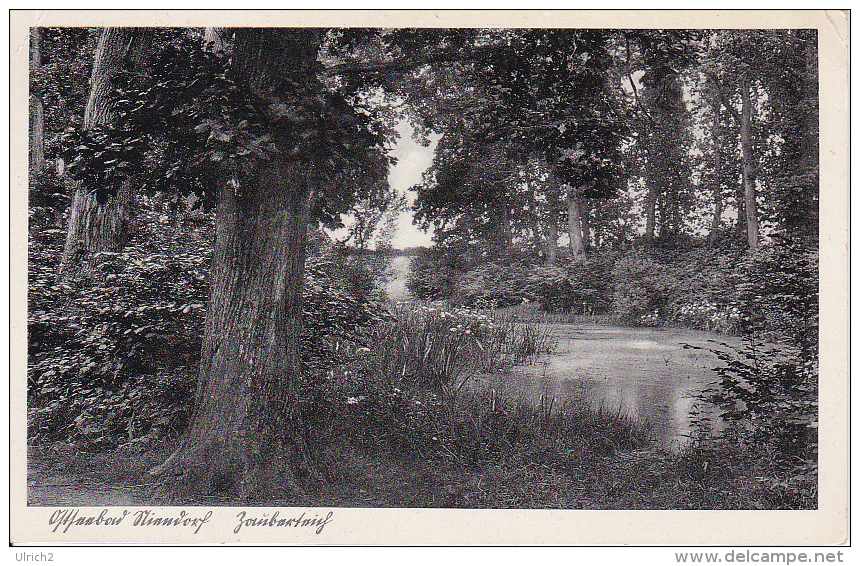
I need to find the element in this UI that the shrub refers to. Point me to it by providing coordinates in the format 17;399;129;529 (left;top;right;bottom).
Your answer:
406;247;461;301
737;239;819;355
611;250;675;326
610;246;746;332
28;208;210;448
454;260;534;308
674;300;743;334
29;168;69;231
28;210;394;448
689;238;819;504
663;247;745;333
301;253;391;379
529;254;614;314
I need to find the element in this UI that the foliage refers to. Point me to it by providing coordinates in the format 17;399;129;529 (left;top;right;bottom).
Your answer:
663;246;746;333
626;30;700;241
301;253;391;378
406;245;466;301
28;205;405;448
737;238;819;357
453;259;535;309
410;30;628;260
28;168;69;229
31;28;99;154
611;250;675;326
28;207;210;448
687;238;819;501
608;246;748;332
529;254;615;314
408;241;754;333
697;341;817;462
61;31;392;225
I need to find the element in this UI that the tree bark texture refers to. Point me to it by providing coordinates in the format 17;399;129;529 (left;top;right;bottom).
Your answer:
643;126;658;241
58;28;146;279
169;158;313;498
580;198;591;250
203;27;228;53
155;28;323;500
740;75;759;252
566;192;585;261
644;180;657;242
30;27;45;177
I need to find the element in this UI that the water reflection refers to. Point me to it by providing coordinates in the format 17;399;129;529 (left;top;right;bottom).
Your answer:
511;324;743;448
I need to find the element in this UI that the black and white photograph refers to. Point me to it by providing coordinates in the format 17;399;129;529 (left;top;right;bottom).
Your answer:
10;9;849;546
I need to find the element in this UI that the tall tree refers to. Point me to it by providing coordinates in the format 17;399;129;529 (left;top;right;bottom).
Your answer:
126;28;392;498
622;31;699;243
758;29;819;241
29;27;45;176
414;30;625;264
627;30;698;244
484;30;624;262
703;30;769;252
739;73;759;251
58;27;152;278
150;28;324;496
707;97;724;244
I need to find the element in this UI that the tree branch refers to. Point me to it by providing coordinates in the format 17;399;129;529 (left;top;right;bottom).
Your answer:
322;44;497;78
625;34;654;128
705;70;742;124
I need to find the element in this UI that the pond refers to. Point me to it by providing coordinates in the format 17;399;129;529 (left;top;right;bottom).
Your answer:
382;259;745;449
507;324;750;449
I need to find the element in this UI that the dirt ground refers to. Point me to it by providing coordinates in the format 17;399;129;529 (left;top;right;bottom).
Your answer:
27;442;165;506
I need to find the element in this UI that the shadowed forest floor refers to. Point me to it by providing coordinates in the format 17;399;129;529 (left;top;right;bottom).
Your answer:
27;437;810;510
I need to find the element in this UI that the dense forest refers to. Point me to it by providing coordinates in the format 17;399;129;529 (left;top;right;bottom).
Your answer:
28;27;818;508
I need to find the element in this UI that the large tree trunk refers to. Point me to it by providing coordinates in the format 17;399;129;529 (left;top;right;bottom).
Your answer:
644;128;657;242
153;28;323;501
525;159;544;257
740;75;758;252
30;27;45;177
162;158;313;499
58;28;149;279
566;192;585;261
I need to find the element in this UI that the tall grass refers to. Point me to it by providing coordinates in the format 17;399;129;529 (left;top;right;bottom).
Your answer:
326;301;654;466
355;302;555;393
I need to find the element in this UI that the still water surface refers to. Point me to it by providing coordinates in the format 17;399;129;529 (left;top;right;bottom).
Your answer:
509;324;748;448
384;259;742;448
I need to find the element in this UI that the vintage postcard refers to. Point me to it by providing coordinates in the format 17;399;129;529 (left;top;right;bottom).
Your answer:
10;9;849;546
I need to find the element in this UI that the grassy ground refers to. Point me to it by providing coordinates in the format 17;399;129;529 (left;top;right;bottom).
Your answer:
28;401;814;510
